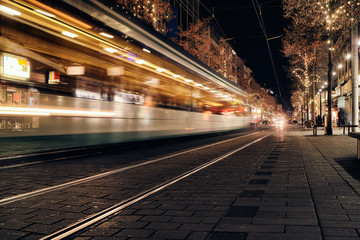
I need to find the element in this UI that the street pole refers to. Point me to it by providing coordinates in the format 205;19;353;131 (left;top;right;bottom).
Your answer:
306;91;309;122
351;21;359;131
326;47;333;135
320;91;322;123
312;81;315;122
326;0;333;135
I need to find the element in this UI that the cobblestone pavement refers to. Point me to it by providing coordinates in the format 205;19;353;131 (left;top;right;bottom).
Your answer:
0;130;273;239
73;127;360;240
1;126;360;240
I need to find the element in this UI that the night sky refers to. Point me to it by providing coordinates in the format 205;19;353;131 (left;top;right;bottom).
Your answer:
200;0;290;110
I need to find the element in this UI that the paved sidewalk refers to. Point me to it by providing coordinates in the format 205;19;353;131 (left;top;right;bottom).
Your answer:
72;127;360;240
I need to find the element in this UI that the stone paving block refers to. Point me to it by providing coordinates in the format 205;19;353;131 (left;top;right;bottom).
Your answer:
320;220;360;228
254;217;317;225
114;229;155;238
179;223;214;231
259;201;286;207
318;213;349;221
134;209;165;216
255;211;286;218
258;206;315;212
246;233;322;240
0;229;29;240
90;237;125;240
207;232;247;240
203;216;221;224
0;212;35;222
145;222;181;230
0;220;32;230
193;211;224;217
157;205;187;211
170;216;203;223
225;206;258;217
218;217;254;224
341;204;360;210
184;205;214;211
164;210;194;217
26;215;64;225
80;227;120;237
322;227;359;237
19;233;46;240
110;221;149;229
110;215;142;222
285;225;321;235
150;230;190;239
323;237;360;240
215;223;284;233
348;215;360;221
22;223;62;235
286;200;314;207
139;216;172;222
186;231;208;240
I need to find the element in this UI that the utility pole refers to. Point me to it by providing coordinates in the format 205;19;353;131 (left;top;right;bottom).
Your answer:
351;21;359;131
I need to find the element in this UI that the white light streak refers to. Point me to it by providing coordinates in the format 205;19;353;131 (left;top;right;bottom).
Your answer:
62;31;78;38
0;106;116;117
135;59;146;64
35;9;56;18
156;68;166;72
104;47;118;53
99;32;114;38
0;5;21;16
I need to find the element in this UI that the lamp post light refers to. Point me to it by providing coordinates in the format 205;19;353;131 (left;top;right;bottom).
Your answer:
351;21;358;131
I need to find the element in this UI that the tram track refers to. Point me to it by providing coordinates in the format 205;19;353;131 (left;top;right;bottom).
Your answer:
0;130;265;205
40;130;276;240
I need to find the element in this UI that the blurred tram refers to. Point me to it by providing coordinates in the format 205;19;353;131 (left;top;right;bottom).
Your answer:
0;0;252;155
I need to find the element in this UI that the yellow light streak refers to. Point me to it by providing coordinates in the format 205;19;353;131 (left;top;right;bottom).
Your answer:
0;106;116;117
26;0;92;29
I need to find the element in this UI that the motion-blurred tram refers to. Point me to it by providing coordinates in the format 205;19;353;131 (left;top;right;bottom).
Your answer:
0;0;252;156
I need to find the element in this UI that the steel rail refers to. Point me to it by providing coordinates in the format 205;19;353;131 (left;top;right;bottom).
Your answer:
41;130;276;240
0;131;264;205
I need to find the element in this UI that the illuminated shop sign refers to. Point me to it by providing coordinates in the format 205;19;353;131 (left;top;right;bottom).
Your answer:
66;66;84;75
1;53;30;79
48;71;60;84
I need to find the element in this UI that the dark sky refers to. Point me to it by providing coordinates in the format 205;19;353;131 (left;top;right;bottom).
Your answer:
200;0;290;109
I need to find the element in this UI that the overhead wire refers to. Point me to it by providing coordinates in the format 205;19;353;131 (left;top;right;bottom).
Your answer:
252;0;289;108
